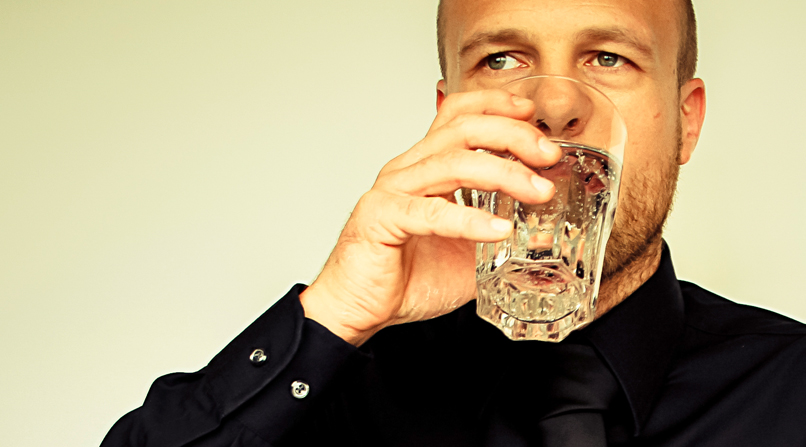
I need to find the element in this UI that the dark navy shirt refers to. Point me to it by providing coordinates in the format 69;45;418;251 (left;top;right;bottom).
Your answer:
102;246;806;446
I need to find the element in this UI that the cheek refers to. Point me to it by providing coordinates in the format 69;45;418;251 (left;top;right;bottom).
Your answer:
616;109;679;200
620;102;678;172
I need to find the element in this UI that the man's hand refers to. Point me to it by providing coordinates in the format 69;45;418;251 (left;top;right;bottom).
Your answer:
299;89;562;346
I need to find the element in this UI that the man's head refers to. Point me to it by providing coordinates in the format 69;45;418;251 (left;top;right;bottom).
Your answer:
434;0;706;311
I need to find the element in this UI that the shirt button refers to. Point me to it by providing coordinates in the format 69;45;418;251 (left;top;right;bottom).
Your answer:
249;349;268;366
291;380;310;399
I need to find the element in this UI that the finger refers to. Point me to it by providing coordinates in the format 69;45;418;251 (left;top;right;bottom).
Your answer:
377;149;555;204
434;114;562;167
384;113;562;174
430;89;535;132
362;192;513;244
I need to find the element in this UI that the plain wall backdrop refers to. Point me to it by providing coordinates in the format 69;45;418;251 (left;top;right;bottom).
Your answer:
1;1;804;445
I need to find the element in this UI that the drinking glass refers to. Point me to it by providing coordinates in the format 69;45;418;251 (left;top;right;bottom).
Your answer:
465;75;627;342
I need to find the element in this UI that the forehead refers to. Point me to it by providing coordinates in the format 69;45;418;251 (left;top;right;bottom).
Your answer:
441;0;681;74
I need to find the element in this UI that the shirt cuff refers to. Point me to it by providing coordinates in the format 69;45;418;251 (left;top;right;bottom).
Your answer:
205;284;359;441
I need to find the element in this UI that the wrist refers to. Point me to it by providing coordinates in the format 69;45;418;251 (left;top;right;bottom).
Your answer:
299;284;380;347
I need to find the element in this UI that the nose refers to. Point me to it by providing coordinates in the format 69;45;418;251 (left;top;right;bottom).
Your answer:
530;78;593;140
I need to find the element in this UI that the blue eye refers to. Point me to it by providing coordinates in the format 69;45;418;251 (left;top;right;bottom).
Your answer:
596;52;623;68
486;53;520;70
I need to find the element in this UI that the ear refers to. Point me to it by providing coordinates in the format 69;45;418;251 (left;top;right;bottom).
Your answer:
436;79;448;111
678;78;706;165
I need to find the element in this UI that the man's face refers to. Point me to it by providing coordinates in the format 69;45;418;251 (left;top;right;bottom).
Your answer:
439;0;695;279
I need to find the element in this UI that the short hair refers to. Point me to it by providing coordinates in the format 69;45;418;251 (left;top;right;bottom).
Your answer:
436;0;698;88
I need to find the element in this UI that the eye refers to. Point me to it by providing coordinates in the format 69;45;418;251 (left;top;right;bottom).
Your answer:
591;52;625;68
485;53;522;70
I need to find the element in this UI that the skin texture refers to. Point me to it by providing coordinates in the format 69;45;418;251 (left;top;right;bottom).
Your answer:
301;0;706;345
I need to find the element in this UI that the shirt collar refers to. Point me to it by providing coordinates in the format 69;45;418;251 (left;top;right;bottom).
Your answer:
582;243;685;436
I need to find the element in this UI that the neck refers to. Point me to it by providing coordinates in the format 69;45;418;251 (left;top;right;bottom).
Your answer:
594;235;664;318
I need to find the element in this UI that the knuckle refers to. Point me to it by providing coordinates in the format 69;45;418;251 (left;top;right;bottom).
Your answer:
438;149;466;166
422;197;450;226
378;157;402;177
408;153;441;182
373;173;392;190
434;150;470;185
480;89;515;113
448;113;474;130
510;119;538;138
357;189;383;211
489;157;523;187
501;157;527;177
441;93;461;111
490;88;513;102
458;210;478;236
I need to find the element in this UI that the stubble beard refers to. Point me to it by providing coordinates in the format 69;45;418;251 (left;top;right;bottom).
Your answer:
601;129;682;281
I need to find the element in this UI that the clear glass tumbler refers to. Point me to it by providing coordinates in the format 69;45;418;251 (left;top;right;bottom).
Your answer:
468;75;627;342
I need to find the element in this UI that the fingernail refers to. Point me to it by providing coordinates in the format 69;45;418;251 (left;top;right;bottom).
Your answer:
490;218;512;234
538;137;561;155
511;95;530;107
531;174;553;193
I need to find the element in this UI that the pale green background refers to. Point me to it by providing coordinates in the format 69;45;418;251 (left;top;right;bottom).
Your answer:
1;1;804;446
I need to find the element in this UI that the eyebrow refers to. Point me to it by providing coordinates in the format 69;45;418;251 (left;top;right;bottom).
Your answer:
458;28;532;59
457;26;655;61
575;27;655;61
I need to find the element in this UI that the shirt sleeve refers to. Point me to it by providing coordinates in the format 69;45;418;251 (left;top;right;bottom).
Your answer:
100;284;360;447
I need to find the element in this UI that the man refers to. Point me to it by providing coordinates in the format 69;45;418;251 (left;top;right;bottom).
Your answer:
102;0;806;445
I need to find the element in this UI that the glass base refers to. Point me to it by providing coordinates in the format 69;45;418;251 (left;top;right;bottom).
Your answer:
476;286;595;342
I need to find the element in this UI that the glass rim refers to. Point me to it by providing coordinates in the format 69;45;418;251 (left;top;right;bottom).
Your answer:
502;74;627;160
502;75;615;106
